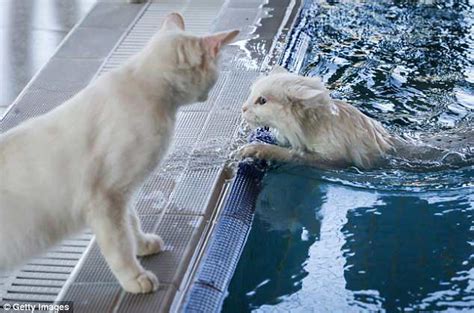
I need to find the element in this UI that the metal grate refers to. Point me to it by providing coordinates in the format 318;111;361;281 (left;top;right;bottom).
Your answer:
0;233;93;306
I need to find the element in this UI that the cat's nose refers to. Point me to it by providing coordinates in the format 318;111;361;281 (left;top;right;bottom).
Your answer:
242;106;248;113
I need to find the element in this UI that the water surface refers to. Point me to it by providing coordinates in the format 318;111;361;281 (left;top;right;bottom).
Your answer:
223;1;473;311
302;0;473;134
223;166;473;312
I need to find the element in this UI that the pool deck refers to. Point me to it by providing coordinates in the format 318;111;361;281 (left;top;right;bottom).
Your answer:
0;0;97;115
0;0;300;312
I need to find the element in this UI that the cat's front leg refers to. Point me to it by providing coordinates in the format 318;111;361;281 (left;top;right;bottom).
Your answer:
88;195;159;293
129;209;165;257
238;143;336;169
238;143;294;162
98;0;145;3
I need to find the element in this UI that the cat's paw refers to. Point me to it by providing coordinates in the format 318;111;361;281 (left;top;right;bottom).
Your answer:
238;144;273;160
137;233;165;257
122;270;159;294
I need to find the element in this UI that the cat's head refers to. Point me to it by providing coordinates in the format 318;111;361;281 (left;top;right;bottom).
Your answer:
139;13;239;105
242;66;336;132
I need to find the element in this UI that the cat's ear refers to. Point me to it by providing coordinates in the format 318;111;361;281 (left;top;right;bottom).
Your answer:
287;84;332;106
201;29;240;58
269;65;289;75
161;12;185;31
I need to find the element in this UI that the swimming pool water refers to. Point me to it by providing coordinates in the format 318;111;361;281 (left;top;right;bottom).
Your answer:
301;0;473;134
223;0;473;312
223;166;473;312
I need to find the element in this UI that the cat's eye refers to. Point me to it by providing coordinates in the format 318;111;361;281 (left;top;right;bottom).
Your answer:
255;96;267;105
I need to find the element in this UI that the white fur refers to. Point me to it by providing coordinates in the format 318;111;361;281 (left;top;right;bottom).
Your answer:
240;66;394;169
0;13;238;293
98;0;145;4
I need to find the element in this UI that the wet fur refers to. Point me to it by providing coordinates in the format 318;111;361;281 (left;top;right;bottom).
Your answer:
240;66;472;169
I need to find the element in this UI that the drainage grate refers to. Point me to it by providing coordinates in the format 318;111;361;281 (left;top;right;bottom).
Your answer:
0;233;93;306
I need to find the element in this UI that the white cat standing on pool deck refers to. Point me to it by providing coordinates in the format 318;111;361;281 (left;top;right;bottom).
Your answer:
239;66;472;169
0;13;238;293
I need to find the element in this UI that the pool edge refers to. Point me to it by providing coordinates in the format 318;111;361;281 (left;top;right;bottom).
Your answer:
179;1;307;311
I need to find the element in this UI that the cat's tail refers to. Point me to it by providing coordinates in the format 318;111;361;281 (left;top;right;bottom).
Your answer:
0;233;28;272
0;219;38;272
0;225;59;273
0;203;64;273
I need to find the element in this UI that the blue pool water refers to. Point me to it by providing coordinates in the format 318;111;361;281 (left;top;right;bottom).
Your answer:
223;1;473;312
223;167;473;312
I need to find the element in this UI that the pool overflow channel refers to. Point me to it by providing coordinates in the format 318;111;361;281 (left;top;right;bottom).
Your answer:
0;0;306;312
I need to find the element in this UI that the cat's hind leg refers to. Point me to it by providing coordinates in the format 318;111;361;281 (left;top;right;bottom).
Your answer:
87;194;159;293
129;209;165;257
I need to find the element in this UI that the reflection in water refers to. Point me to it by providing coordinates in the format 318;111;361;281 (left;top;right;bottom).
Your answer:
223;166;474;312
343;193;474;312
223;170;324;312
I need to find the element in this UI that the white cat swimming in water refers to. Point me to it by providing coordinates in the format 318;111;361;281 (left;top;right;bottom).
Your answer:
0;13;238;293
239;66;472;169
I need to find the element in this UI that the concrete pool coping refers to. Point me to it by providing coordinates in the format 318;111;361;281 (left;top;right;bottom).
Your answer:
0;0;302;312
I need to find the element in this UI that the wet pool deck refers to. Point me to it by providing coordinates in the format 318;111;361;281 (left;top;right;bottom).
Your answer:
0;0;96;116
0;0;300;312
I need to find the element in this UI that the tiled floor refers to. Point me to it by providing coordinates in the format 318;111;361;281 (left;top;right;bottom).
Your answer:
0;0;293;311
0;0;96;116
